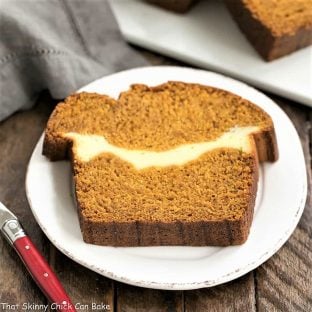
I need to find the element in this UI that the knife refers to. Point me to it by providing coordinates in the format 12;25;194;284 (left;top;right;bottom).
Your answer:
0;202;77;312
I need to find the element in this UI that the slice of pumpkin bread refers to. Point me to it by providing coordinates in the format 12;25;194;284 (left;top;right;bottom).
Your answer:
43;82;278;246
225;0;312;61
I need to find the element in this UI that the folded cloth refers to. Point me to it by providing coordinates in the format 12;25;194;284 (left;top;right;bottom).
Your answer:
0;0;148;121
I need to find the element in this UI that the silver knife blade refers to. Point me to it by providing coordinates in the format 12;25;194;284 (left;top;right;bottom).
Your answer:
0;202;25;245
0;202;17;228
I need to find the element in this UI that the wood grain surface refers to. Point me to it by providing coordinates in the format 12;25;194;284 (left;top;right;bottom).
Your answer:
0;50;311;312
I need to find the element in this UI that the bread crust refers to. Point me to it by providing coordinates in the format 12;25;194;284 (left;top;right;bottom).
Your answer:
252;127;278;162
224;0;312;61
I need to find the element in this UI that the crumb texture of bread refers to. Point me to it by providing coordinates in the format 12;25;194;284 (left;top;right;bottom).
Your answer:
43;81;278;246
74;149;256;223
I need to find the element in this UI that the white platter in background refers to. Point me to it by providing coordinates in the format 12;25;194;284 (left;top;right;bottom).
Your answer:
26;66;307;290
110;0;312;107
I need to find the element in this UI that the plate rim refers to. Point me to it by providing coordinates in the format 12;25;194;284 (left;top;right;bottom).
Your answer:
25;66;308;290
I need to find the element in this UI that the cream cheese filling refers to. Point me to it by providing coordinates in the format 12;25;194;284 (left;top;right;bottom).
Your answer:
64;126;259;169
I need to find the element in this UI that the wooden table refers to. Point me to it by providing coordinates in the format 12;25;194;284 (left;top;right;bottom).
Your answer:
0;49;311;312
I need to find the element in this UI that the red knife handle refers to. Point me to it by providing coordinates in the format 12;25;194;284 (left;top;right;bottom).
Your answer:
14;236;76;312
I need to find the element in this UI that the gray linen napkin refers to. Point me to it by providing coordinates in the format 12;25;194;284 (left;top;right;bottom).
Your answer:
0;0;148;121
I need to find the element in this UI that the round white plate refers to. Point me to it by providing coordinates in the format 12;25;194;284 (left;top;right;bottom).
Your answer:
26;66;307;290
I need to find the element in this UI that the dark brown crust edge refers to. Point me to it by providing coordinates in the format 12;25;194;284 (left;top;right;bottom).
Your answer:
146;0;197;13
252;127;278;162
224;0;312;61
43;133;70;161
42;100;72;161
